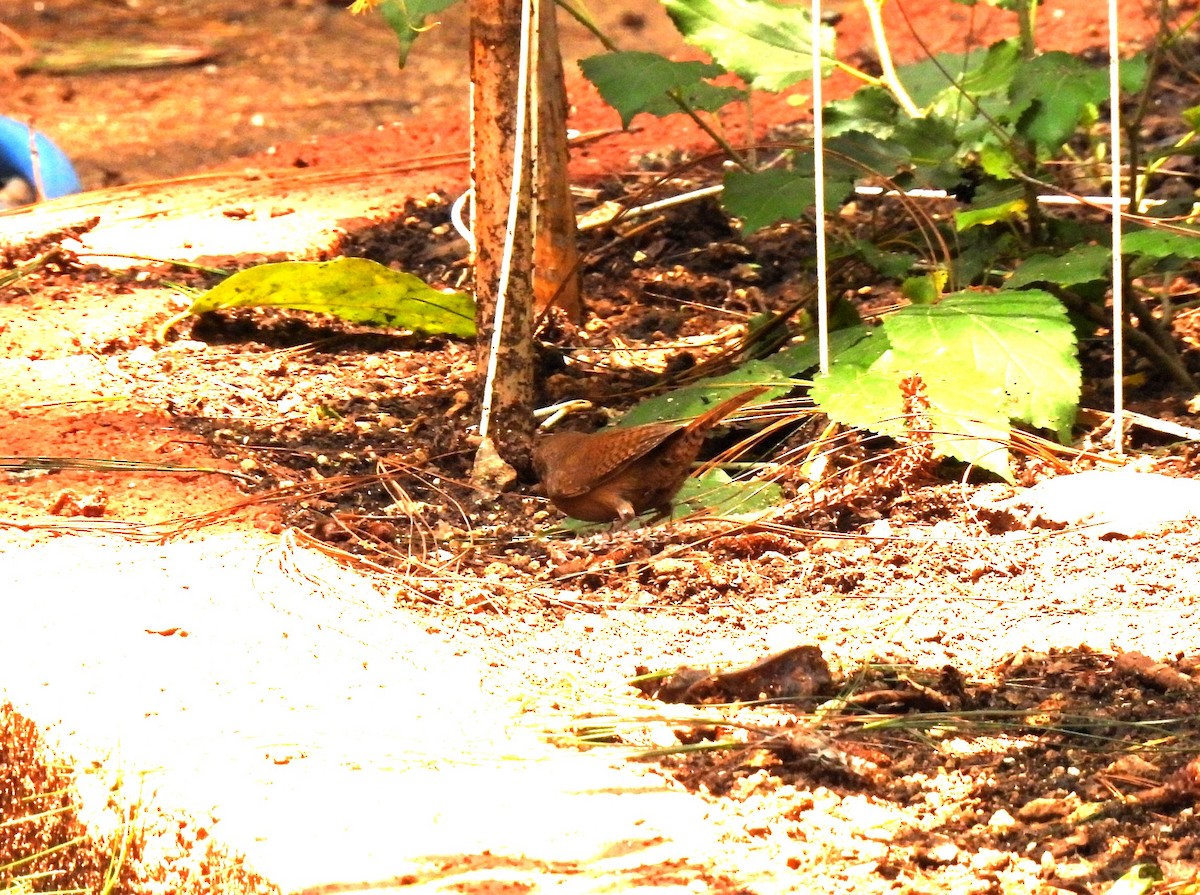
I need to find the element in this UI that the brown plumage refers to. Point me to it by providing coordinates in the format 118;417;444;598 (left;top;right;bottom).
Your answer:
532;386;767;525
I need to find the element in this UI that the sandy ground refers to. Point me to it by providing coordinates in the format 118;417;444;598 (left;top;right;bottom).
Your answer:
4;2;1200;894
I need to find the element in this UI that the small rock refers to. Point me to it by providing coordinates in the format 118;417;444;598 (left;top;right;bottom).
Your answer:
988;808;1017;830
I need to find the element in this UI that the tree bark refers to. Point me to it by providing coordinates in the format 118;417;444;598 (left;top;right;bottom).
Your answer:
532;1;581;320
469;0;536;479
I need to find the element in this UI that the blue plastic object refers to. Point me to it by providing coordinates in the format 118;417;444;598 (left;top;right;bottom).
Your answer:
0;115;82;201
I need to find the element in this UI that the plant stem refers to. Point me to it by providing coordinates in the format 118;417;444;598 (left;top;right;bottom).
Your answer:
554;0;617;51
1060;290;1195;391
1124;0;1171;210
556;0;754;170
860;0;920;117
1015;0;1037;60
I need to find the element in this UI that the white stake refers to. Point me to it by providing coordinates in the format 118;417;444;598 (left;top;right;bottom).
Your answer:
1108;0;1124;454
811;0;829;374
478;0;534;441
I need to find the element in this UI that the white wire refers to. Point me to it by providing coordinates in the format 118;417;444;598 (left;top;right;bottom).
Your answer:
1108;0;1125;454
477;0;534;442
811;0;830;375
450;187;475;252
449;175;1176;250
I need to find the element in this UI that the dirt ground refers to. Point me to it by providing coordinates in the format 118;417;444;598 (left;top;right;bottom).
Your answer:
3;1;1200;894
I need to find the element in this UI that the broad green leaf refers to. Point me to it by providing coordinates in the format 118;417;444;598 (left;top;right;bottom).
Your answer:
578;52;743;128
662;0;834;92
812;292;1079;479
810;329;908;438
897;41;1019;113
977;136;1018;179
376;0;459;67
188;258;475;338
884;290;1079;441
853;240;917;280
562;469;783;531
828;131;912;175
674;468;784;518
1121;227;1200;260
1008;52;1107;151
1004;244;1112;289
723;154;857;233
1119;53;1150;94
617;362;786;427
724;167;817;234
890;116;962;169
823;87;901;137
767;325;873;377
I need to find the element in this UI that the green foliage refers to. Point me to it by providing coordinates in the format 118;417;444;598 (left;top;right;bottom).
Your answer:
183;258;475;339
374;0;460;67
1001;229;1200;293
661;0;835;91
674;467;783;518
811;290;1080;479
577;52;744;128
765;326;872;378
1007;52;1107;149
1004;244;1113;290
722;135;893;233
1101;864;1162;895
617;363;785;426
1121;227;1200;261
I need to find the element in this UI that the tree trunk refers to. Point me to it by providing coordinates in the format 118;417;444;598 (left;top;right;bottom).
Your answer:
469;0;536;481
532;1;581;320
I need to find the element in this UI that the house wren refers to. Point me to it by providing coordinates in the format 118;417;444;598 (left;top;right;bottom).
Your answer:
532;386;767;525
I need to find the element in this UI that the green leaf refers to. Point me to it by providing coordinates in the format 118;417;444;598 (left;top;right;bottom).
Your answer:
187;258;475;338
828;131;912;175
1122;227;1200;260
1004;244;1112;289
1008;52;1107;151
885;290;1080;440
977;136;1018;179
853;240;917;280
675;468;784;518
578;52;743;128
723;153;857;234
810;328;908;438
1119;53;1150;93
812;291;1080;479
724;167;817;234
563;467;783;531
377;0;459;67
662;0;834;92
901;275;941;304
1102;864;1162;895
767;325;873;377
617;363;786;428
955;193;1026;231
824;87;901;137
897;41;1019;113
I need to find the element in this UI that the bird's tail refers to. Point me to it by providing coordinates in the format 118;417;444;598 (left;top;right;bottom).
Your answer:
684;384;770;434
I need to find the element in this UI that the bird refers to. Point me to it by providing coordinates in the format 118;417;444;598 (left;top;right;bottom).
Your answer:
532;386;768;526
